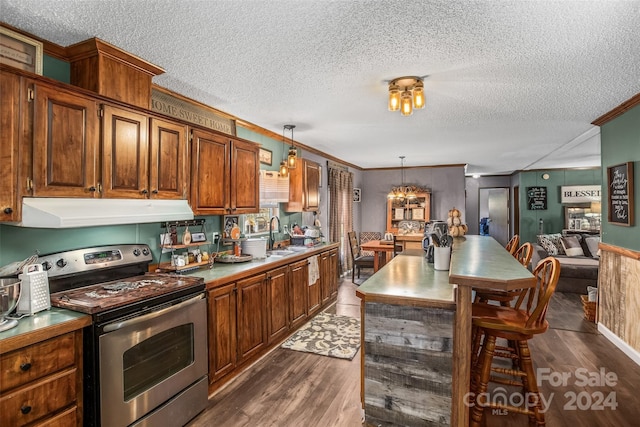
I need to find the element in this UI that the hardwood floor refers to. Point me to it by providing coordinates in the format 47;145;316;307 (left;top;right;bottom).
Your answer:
188;276;640;427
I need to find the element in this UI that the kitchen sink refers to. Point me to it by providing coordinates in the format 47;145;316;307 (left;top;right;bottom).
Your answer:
267;249;296;258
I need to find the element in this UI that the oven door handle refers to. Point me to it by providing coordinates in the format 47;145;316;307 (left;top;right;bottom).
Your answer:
103;293;204;333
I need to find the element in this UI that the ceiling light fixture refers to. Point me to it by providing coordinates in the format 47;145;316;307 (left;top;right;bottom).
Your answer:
284;124;297;169
388;76;425;116
387;156;418;200
279;126;289;178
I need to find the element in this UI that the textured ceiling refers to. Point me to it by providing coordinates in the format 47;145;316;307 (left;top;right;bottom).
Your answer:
2;0;639;175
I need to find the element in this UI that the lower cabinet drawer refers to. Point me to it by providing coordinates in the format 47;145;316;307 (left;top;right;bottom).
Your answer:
0;368;77;427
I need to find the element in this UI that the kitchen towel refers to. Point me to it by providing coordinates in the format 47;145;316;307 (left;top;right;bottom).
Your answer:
308;255;319;286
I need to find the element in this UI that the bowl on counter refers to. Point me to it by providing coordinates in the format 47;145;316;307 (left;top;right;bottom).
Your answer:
0;277;21;332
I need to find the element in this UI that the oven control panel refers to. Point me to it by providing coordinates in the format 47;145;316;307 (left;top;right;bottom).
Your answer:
39;244;153;278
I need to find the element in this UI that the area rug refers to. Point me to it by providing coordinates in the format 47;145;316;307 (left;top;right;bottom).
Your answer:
281;312;361;360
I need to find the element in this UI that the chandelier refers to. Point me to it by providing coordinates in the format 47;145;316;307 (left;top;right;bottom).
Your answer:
388;76;425;116
284;124;297;169
387;156;418;200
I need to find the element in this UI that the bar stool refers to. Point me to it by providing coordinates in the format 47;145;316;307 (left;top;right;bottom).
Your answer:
469;256;561;427
505;234;520;255
474;242;534;306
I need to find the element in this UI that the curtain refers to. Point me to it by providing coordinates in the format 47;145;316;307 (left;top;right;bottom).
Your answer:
329;168;353;275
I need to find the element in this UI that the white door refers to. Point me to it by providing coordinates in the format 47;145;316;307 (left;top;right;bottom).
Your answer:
480;188;510;247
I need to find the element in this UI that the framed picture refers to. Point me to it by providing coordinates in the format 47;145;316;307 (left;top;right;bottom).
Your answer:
223;215;240;238
412;208;424;220
0;26;43;75
259;147;272;166
353;187;361;203
607;162;634;226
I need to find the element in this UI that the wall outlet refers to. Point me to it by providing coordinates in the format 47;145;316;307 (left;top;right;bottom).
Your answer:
212;232;220;244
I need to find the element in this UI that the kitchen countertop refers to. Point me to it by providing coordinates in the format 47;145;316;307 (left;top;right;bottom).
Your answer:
182;242;339;288
0;307;91;354
355;249;455;308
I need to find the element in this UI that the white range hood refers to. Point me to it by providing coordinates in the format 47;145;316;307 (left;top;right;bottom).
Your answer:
19;198;194;228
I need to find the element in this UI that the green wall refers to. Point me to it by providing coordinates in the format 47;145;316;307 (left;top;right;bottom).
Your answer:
43;54;70;83
518;168;602;243
600;104;640;251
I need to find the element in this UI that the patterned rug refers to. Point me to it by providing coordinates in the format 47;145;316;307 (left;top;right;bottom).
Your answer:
281;312;361;360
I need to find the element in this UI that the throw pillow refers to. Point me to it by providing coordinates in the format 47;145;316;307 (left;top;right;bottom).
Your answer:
538;234;558;255
561;235;584;257
584;236;600;259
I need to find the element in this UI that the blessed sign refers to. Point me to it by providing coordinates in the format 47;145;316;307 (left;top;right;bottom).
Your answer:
607;162;634;226
561;185;601;203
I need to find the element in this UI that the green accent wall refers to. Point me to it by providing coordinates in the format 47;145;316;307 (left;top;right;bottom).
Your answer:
518;168;602;243
600;104;640;251
43;54;70;83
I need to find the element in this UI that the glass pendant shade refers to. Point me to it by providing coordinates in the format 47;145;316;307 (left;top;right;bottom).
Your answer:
287;147;297;168
400;90;413;116
387;190;396;199
412;81;425;109
406;188;417;200
279;160;289;177
388;84;400;111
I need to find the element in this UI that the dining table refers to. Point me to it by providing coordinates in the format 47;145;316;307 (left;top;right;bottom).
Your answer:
360;239;396;272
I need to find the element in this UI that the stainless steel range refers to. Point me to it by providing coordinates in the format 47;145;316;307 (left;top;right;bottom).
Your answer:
43;244;208;427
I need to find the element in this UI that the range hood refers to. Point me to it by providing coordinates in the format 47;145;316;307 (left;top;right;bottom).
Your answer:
19;198;194;228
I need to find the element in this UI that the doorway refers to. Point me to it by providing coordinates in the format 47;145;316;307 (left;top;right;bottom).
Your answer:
479;188;510;246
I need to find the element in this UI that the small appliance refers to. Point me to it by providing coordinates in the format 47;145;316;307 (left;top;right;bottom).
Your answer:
16;264;51;315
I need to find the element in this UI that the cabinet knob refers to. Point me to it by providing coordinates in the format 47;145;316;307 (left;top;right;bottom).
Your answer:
3;207;12;214
141;189;149;195
20;405;32;415
20;362;32;371
152;189;159;194
88;186;96;192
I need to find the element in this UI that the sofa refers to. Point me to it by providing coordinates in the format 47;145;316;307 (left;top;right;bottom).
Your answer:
530;233;600;294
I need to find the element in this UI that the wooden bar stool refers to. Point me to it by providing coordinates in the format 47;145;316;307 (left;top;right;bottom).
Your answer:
505;234;520;255
469;257;561;427
474;242;533;306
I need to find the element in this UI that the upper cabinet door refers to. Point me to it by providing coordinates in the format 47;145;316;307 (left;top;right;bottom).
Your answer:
32;84;99;197
190;128;229;215
149;118;188;199
229;138;260;214
101;104;149;198
0;71;22;221
304;160;320;211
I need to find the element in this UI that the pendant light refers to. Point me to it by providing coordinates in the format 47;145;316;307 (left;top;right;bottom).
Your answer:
387;76;426;116
285;124;297;169
279;126;289;178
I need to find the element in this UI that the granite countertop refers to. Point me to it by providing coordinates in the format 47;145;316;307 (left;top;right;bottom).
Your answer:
181;242;339;288
0;308;91;354
355;250;455;309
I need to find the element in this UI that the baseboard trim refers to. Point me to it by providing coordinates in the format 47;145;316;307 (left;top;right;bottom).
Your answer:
597;323;640;366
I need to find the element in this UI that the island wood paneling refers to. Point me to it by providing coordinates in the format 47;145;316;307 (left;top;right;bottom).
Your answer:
363;302;453;426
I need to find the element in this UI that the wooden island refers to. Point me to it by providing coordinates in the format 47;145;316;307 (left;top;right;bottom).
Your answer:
356;236;535;427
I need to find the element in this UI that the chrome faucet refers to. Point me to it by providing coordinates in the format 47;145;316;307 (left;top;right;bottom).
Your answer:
269;216;281;250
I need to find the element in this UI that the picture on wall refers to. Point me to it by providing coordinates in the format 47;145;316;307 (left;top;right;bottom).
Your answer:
0;26;43;75
259;148;272;165
527;186;547;210
353;187;361;203
607;162;634;226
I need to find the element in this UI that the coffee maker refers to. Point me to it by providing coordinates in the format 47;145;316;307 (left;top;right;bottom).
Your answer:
422;220;448;262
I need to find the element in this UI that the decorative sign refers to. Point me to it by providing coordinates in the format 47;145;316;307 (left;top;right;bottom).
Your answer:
607;162;634;226
259;148;272;165
0;26;43;75
353;188;361;203
527;187;547;210
561;185;601;203
151;88;236;135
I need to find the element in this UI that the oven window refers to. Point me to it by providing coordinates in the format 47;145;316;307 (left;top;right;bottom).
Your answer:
122;324;194;401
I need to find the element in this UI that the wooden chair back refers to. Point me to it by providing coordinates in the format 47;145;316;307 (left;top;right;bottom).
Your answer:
359;231;381;257
513;242;533;269
505;234;520;255
514;256;561;331
347;231;361;261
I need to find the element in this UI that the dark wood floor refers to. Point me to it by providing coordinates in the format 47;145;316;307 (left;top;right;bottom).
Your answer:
188;273;640;427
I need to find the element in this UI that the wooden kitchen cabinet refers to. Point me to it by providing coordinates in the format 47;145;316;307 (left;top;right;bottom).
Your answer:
289;259;309;330
149;118;189;199
266;266;290;344
190;128;260;215
307;264;322;318
207;283;237;382
236;274;267;363
0;69;24;221
101;104;149;198
320;249;339;305
31;82;100;197
284;158;320;212
0;330;84;427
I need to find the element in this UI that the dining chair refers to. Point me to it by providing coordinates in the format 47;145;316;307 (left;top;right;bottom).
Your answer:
505;234;520;255
359;231;382;257
469;256;561;427
348;231;374;283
